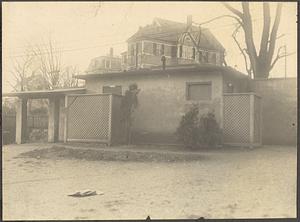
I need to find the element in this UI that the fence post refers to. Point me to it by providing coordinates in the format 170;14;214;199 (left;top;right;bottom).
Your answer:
249;94;255;148
15;98;28;144
63;95;68;143
108;94;113;146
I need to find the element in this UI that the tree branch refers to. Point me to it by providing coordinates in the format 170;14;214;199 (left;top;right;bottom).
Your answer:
223;3;244;19
267;3;283;66
232;24;252;77
269;46;295;71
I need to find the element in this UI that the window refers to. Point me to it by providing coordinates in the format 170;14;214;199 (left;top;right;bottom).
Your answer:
102;59;106;68
204;52;209;63
192;48;196;59
211;53;216;64
179;45;183;58
153;43;157;55
186;82;212;101
160;44;165;55
105;60;110;68
131;45;135;56
198;51;203;62
123;54;127;64
103;85;122;95
171;46;177;58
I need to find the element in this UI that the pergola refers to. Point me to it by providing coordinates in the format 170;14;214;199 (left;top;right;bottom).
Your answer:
3;88;86;144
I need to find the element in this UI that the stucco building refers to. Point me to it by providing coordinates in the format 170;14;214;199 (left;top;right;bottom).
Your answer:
76;64;252;144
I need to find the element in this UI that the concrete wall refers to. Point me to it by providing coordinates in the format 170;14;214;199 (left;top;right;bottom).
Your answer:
254;78;297;145
85;71;223;144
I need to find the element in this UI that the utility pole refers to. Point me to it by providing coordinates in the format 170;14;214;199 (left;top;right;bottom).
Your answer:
284;45;287;79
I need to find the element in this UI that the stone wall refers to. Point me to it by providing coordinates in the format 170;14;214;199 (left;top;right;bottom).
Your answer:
254;78;297;145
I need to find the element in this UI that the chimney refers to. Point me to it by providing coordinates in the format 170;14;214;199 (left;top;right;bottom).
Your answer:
187;15;192;28
109;47;113;57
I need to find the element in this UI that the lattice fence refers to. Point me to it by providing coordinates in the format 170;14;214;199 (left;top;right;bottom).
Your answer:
223;93;262;147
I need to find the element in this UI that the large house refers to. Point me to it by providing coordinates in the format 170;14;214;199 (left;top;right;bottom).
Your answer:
122;17;225;70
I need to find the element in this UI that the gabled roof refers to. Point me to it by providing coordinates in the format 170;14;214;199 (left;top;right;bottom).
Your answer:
127;17;225;52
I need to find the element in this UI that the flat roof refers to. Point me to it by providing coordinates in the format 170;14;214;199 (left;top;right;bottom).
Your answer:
75;64;249;80
3;88;86;99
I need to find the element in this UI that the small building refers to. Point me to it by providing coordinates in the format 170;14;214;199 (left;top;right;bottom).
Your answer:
124;17;225;70
76;64;258;145
86;48;122;74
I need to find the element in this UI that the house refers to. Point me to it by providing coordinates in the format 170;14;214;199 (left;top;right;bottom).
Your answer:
123;17;226;70
86;48;122;74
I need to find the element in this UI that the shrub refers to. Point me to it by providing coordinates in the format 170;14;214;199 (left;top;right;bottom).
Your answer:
198;112;222;148
176;106;222;149
175;105;199;148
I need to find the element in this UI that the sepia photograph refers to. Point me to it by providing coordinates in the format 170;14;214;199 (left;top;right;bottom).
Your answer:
2;1;297;220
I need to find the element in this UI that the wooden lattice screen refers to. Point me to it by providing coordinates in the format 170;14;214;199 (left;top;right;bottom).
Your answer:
65;93;125;145
223;93;262;147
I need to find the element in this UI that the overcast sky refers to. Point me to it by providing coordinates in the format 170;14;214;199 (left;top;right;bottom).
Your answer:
2;1;297;93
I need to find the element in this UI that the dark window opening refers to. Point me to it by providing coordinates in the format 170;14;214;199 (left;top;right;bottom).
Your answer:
153;43;157;55
211;53;216;64
192;48;196;59
160;44;165;55
179;45;183;58
131;45;135;56
103;85;122;95
186;82;212;101
204;52;209;63
171;46;177;58
105;60;110;69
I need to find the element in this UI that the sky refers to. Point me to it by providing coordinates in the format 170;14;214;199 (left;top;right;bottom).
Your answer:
2;1;297;93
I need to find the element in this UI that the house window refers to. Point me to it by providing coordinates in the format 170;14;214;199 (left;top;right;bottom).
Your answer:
171;46;177;58
160;44;165;55
105;60;110;69
153;43;157;55
186;82;212;101
192;48;196;59
102;59;106;68
179;45;183;58
103;85;122;95
211;53;216;64
131;45;135;56
204;52;209;63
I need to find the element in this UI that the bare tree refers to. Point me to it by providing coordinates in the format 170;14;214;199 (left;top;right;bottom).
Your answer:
61;65;79;88
31;39;62;89
9;51;35;91
223;2;293;79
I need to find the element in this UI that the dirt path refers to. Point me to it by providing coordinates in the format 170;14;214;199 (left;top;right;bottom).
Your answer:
2;144;297;220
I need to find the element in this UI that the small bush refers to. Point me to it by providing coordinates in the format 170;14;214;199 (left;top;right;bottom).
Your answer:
176;106;222;149
29;129;48;142
176;105;199;148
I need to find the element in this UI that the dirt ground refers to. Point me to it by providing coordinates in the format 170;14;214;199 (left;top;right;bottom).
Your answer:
2;143;297;220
